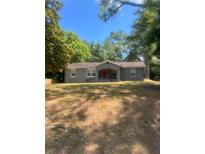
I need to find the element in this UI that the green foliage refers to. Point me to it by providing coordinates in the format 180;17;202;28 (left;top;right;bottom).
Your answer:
88;31;129;62
65;32;91;63
88;42;106;62
104;31;129;61
98;0;160;79
45;0;72;73
45;0;62;25
150;56;160;80
128;0;160;79
45;0;91;74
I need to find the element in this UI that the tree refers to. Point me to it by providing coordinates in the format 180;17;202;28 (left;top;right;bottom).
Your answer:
128;0;160;79
65;32;91;63
103;31;129;61
98;0;160;79
99;0;143;22
45;0;72;73
87;31;129;62
88;42;106;62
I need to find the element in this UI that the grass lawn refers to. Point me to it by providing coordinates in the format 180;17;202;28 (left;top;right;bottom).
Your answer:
46;80;160;154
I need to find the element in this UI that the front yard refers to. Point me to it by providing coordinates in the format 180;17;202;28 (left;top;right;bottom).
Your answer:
46;80;160;154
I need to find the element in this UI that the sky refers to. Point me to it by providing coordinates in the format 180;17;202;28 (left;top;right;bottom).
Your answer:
59;0;140;44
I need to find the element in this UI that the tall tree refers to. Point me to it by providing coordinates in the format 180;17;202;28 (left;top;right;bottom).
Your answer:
88;42;106;62
98;0;160;79
45;0;72;73
65;32;91;63
128;0;160;79
103;31;129;61
87;31;129;62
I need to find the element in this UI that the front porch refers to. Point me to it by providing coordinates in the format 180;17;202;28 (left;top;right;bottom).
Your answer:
96;68;120;82
95;61;121;82
99;68;117;79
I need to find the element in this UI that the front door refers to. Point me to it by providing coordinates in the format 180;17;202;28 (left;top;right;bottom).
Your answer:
102;69;108;79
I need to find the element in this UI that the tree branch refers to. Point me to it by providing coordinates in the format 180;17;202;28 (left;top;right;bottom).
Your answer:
115;0;144;7
104;3;124;22
103;0;143;22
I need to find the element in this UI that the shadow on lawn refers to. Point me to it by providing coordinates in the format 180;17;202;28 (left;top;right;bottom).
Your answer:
46;82;159;101
46;83;160;154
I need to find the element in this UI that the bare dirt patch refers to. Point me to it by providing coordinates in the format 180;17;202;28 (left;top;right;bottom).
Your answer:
46;81;160;154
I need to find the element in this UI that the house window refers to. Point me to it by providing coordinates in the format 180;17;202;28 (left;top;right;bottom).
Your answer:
87;69;96;77
92;70;96;77
130;68;136;77
71;69;76;77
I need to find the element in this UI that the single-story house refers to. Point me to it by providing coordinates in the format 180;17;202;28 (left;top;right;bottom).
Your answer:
64;60;146;82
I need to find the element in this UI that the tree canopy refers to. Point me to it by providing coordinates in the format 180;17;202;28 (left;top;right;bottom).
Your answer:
65;32;91;63
103;31;129;61
128;0;160;79
45;0;72;73
46;0;91;75
88;42;106;62
87;31;129;62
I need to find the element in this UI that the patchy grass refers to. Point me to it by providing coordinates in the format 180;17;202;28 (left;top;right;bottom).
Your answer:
46;81;160;154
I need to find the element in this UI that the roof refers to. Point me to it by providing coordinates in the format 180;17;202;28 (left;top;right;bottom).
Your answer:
66;61;145;69
116;62;146;68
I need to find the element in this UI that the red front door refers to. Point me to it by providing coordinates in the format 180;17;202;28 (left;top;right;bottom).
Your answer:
102;69;108;79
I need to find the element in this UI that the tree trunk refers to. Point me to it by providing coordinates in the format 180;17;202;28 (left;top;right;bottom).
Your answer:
144;59;150;79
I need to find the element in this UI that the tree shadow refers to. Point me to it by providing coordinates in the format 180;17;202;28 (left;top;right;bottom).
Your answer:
46;125;86;154
46;82;160;154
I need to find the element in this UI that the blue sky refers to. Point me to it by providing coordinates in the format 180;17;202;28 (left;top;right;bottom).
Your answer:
59;0;139;43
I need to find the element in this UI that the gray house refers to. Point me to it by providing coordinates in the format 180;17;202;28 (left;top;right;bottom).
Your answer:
64;60;145;82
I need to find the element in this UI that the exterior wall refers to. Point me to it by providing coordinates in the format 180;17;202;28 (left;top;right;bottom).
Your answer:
64;64;145;83
64;68;96;83
64;68;70;83
96;62;121;81
120;68;144;81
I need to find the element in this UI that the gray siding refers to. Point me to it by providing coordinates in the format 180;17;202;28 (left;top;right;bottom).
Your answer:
120;68;144;81
65;64;145;83
65;68;96;83
64;68;70;83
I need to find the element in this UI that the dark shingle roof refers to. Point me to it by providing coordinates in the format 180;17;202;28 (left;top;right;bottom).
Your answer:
66;61;145;69
116;62;146;68
66;62;100;69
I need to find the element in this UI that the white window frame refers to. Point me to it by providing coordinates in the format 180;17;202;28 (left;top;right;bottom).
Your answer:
130;68;136;77
71;69;76;77
87;69;96;77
